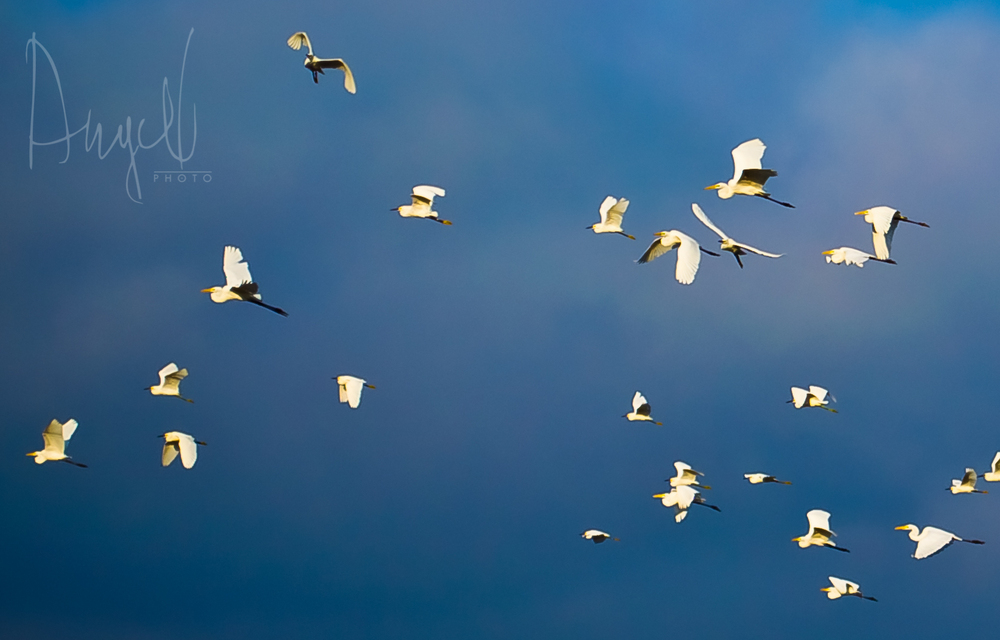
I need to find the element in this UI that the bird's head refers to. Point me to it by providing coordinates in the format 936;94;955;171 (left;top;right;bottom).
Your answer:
894;524;915;532
791;536;802;542
854;209;870;217
654;231;668;237
201;287;220;294
26;452;37;458
704;183;724;191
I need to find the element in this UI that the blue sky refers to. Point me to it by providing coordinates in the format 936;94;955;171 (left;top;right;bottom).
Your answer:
2;1;1000;638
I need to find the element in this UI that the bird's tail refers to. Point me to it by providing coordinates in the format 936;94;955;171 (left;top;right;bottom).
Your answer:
758;194;795;208
247;297;289;317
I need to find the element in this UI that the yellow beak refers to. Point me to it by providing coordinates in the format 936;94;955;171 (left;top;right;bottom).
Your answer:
894;525;909;530
652;493;667;498
821;250;835;255
854;210;868;216
704;184;721;190
820;587;831;592
200;288;214;293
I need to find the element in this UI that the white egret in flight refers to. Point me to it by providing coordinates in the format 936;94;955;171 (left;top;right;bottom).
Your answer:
793;509;849;552
587;196;634;239
335;375;375;409
855;206;928;261
581;529;619;543
705;138;794;208
160;431;207;469
822;247;896;268
146;363;193;403
981;452;1000;482
691;203;782;268
822;576;877;602
653;485;720;523
202;246;288;316
637;230;719;285
744;473;791;485
895;524;984;559
949;468;987;494
788;386;837;412
27;419;86;467
286;32;356;92
668;461;711;489
393;185;451;224
623;391;662;425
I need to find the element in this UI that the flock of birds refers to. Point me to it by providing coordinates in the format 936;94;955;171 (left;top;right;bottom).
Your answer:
23;30;992;609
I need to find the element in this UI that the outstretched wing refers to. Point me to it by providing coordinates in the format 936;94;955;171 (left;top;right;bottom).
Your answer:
962;468;978;487
286;32;313;55
177;433;198;469
730;241;782;258
162;441;179;467
605;197;629;228
808;386;829;403
914;528;956;559
316;58;356;94
412;185;446;204
164;368;188;391
737;168;777;190
631;391;646;413
598;196;616;224
992;451;1000;474
158;363;179;386
806;509;833;534
790;387;808;408
673;231;702;285
691;203;728;240
60;418;78;442
637;236;674;264
731;138;766;182
223;246;253;288
344;377;365;408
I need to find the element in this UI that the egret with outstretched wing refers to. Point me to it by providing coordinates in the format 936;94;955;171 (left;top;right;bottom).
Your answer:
669;461;710;489
202;246;288;316
393;185;451;224
949;468;987;494
895;524;984;559
146;363;193;403
27;419;86;467
855;206;928;260
587;196;634;239
623;391;662;425
335;375;375;409
822;576;877;602
691;203;782;268
160;431;207;469
982;452;1000;482
822;247;896;268
286;32;356;92
581;530;619;543
705;139;794;207
637;230;719;285
789;385;837;412
744;473;791;485
653;485;720;523
793;509;849;552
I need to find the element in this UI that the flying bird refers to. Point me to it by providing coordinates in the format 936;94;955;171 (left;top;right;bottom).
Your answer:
581;530;619;543
691;203;782;268
160;431;207;469
855;206;929;261
637;230;719;285
623;391;662;425
822;247;896;268
668;461;711;489
793;509;849;552
146;363;193;403
335;375;375;409
653;485;720;523
286;31;356;92
393;185;451;224
981;452;1000;482
744;473;791;485
895;524;984;559
704;138;794;208
27;419;86;467
822;576;877;602
202;246;288;316
949;468;987;495
587;196;634;239
788;386;837;412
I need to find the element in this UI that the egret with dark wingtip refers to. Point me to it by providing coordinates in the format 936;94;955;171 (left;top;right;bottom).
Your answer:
202;246;288;317
624;391;662;425
793;510;849;552
705;139;794;208
637;230;719;285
